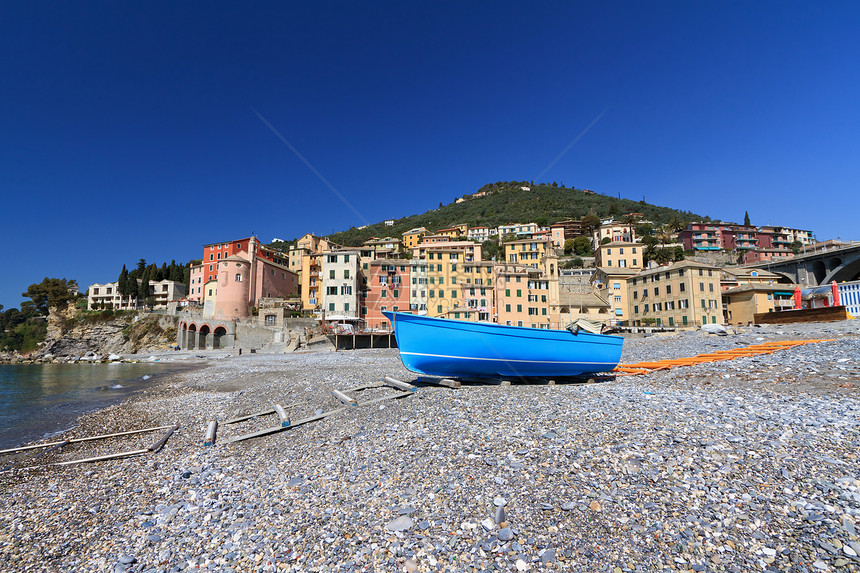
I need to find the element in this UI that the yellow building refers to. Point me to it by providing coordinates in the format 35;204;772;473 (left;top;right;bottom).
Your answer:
628;261;722;327
723;284;797;325
401;227;428;249
719;267;782;291
504;237;552;268
425;249;494;321
300;252;323;314
494;264;559;328
436;224;467;240
592;267;638;325
594;242;644;270
413;240;482;262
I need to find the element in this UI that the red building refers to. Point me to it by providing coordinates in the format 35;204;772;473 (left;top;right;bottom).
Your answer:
361;259;411;331
201;237;287;283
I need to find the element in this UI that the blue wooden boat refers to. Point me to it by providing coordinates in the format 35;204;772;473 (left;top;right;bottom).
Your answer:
383;311;623;379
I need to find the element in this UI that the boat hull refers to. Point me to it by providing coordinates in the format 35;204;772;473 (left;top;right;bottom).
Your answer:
383;312;623;379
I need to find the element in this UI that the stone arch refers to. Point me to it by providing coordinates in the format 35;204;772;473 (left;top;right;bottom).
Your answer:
213;326;227;349
198;324;211;350
812;260;827;285
829;257;843;271
824;257;860;284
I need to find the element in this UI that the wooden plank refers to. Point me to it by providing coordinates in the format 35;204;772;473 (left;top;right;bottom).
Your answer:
204;421;218;446
383;376;417;392
273;404;290;427
331;389;357;405
149;425;178;453
0;424;176;455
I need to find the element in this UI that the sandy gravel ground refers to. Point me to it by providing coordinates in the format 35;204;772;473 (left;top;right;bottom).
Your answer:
1;321;859;573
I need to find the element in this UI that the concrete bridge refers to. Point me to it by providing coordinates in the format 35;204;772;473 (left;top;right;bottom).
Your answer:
752;243;860;286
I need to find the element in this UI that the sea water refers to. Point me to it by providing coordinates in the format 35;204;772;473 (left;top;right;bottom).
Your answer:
0;362;189;450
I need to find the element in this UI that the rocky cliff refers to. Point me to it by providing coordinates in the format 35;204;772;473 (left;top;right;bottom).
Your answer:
36;306;179;359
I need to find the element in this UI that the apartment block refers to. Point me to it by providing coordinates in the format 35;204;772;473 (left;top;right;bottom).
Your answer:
628;261;722;327
466;226;496;243
362;259;411;330
425;250;494;320
408;260;429;315
88;279;186;310
504;237;552;268
494;264;557;328
592;267;638;324
401;227;429;249
320;251;360;320
413;239;482;262
593;222;637;246
498;223;541;239
593;242;644;270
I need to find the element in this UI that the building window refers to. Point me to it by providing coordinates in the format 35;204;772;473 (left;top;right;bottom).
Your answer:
329;303;335;312
680;283;686;292
265;314;277;325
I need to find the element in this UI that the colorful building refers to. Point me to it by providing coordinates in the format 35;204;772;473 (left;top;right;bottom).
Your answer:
362;259;411;330
594;242;644;270
628;261;722;327
494;264;556;328
504;237;552;268
87;279;186;310
425;250;494;320
320;250;360;321
592;267;638;325
401;227;429;249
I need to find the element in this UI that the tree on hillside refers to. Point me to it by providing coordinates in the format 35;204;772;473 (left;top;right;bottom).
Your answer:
572;236;592;256
138;268;151;304
482;240;502;261
136;258;147;274
117;265;130;296
744;211;751;226
563;238;574;255
580;214;600;237
21;278;78;315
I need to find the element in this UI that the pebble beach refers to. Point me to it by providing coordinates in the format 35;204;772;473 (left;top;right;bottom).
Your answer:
1;321;859;573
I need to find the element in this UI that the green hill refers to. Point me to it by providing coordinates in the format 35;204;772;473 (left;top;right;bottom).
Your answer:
324;181;706;247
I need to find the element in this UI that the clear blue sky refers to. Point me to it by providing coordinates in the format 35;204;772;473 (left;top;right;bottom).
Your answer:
2;1;858;310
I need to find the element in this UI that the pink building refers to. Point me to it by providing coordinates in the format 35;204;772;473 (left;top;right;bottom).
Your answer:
212;238;299;320
679;223;758;251
362;259;411;331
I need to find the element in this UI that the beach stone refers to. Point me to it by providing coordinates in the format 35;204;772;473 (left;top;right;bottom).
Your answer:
385;516;413;532
118;555;136;564
498;527;514;541
494;505;506;524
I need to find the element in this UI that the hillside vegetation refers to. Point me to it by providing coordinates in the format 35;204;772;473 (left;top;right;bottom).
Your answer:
325;181;707;247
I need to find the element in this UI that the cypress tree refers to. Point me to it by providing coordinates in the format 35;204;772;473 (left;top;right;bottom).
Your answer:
744;211;751;226
136;258;147;274
138;268;150;303
118;265;129;297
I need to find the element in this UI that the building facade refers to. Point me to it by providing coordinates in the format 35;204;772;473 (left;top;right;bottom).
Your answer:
362;259;411;330
320;250;360;321
594;242;644;270
87;279;187;310
628;261;722;327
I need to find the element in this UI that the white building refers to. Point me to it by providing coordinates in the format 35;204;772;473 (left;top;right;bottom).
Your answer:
88;279;186;310
320;250;360;320
497;223;540;239
466;226;497;243
409;260;428;315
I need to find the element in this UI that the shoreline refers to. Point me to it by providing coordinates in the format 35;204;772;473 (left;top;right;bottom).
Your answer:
1;321;858;571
